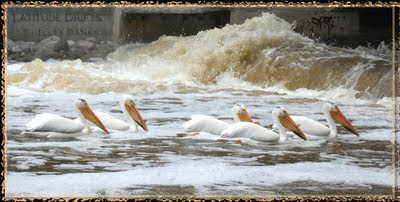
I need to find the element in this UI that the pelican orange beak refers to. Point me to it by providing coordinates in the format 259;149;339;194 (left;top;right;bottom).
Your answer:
330;107;359;137
125;101;149;132
279;111;307;141
238;109;254;123
79;103;109;134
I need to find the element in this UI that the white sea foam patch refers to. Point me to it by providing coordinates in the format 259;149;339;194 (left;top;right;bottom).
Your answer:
6;62;29;74
11;156;47;170
54;164;95;170
267;86;361;103
191;71;388;106
353;41;392;62
7;58;200;94
7;156;391;196
376;97;395;109
355;128;392;141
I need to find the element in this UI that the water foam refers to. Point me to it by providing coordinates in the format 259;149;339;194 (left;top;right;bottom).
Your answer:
7;12;392;100
7;157;391;196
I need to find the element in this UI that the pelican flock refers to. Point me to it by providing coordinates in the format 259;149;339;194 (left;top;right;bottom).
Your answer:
24;97;359;143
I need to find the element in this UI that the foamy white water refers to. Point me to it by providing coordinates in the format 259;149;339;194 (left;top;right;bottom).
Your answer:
6;12;394;196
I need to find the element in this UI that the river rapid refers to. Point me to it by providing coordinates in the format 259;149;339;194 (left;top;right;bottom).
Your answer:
5;13;395;196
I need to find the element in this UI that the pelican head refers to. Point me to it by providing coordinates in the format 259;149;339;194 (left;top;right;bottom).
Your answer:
232;104;254;122
323;102;359;137
273;107;307;140
75;99;109;134
121;95;149;132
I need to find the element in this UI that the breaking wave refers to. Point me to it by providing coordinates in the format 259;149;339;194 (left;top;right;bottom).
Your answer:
7;12;393;100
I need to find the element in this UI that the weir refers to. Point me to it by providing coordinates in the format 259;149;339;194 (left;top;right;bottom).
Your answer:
6;6;397;47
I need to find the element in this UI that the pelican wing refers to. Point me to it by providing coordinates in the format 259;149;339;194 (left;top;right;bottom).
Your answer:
25;113;84;133
221;122;280;142
93;111;130;131
290;116;331;137
181;115;230;135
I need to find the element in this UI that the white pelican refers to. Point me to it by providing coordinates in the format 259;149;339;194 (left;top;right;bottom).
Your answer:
179;104;255;136
92;95;149;133
24;99;109;135
220;108;307;142
273;102;359;140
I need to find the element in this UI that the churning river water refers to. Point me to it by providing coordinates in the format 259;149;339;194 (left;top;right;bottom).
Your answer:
5;13;396;196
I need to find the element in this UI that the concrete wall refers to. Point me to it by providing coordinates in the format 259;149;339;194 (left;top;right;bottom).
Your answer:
230;7;394;47
118;9;230;43
6;6;397;48
270;8;360;38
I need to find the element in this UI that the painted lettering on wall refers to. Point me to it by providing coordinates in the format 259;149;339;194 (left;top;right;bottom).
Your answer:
296;15;345;35
310;16;335;34
12;12;103;22
18;27;101;36
10;12;104;37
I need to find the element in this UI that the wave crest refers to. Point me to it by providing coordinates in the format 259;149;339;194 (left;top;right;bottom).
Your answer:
8;12;392;99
